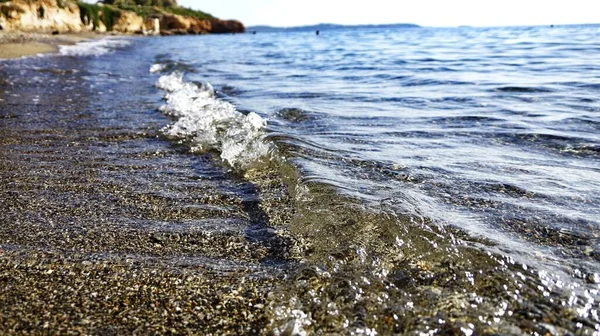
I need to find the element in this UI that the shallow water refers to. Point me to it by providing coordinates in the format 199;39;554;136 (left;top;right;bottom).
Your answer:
181;25;600;244
156;26;600;266
1;26;600;334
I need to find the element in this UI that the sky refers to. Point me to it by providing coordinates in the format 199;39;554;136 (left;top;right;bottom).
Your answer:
178;0;600;27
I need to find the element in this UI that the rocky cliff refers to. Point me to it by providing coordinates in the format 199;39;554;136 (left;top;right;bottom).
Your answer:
0;0;244;35
158;14;245;35
0;0;83;33
209;19;245;34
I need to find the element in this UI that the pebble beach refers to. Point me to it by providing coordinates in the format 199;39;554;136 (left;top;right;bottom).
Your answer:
0;46;299;334
1;26;599;334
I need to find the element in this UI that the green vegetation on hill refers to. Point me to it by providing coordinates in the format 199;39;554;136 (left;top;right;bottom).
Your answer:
76;1;121;31
102;0;177;8
162;6;214;20
111;3;158;18
73;0;214;32
1;0;218;32
112;3;214;21
101;0;214;20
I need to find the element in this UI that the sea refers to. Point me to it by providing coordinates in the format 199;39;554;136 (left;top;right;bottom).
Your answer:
1;25;599;334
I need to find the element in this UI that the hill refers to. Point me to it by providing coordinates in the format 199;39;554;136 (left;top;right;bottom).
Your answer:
0;0;244;35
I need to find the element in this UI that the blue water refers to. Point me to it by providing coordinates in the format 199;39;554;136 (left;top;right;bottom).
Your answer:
159;26;600;261
145;28;600;329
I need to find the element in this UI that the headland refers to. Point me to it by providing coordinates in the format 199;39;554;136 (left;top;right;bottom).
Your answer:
0;0;245;59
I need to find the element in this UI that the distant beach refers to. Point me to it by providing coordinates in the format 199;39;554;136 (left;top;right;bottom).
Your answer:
0;32;99;59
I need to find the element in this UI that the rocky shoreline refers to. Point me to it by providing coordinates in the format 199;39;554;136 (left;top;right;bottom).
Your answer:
0;0;245;36
0;0;246;59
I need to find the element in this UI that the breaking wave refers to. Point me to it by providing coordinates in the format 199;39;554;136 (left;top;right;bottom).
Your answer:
59;37;131;57
154;69;271;168
149;63;167;73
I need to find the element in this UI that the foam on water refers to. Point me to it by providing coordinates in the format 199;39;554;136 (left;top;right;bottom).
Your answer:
155;70;271;168
149;63;166;73
59;37;131;56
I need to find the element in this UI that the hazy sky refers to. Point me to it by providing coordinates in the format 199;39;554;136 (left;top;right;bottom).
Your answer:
178;0;600;27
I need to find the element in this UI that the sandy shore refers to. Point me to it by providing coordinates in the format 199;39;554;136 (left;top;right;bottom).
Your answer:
0;31;100;59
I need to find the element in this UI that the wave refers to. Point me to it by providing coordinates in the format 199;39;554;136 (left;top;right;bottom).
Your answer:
147;70;600;335
154;69;271;168
149;63;167;73
59;37;131;57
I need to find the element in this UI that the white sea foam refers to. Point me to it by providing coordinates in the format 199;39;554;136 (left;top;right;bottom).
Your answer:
155;70;270;168
149;63;167;73
59;38;131;56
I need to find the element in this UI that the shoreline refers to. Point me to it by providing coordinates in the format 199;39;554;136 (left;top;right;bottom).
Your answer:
0;51;285;334
1;28;598;335
0;31;102;59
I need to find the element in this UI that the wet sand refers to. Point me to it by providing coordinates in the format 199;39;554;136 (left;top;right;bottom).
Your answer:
0;32;99;59
0;52;298;334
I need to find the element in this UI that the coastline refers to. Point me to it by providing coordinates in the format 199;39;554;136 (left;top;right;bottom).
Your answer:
0;32;101;59
1;26;599;334
0;49;285;333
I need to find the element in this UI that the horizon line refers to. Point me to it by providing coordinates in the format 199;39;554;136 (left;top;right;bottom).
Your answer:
246;22;600;29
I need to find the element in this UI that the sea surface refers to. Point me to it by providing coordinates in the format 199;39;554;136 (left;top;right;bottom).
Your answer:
1;25;600;334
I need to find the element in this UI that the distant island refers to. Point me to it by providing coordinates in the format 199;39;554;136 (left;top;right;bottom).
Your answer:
247;23;420;33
